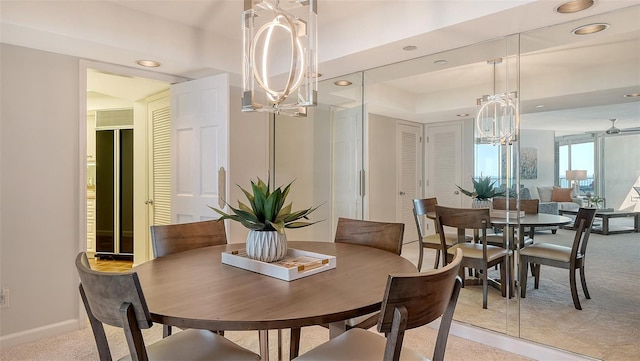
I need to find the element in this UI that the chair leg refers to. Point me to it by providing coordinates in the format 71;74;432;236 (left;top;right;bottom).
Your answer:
520;257;528;298
570;268;582;310
534;264;540;289
482;265;489;309
290;327;301;359
417;244;424;271
499;263;506;298
162;325;171;338
580;266;591;299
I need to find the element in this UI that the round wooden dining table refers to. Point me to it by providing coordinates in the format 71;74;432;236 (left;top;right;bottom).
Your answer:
133;241;416;361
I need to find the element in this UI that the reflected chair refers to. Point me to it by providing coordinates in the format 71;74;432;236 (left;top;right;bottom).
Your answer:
435;205;510;309
289;217;406;358
519;207;597;310
150;219;227;337
75;252;260;361
413;198;472;270
294;249;463;361
489;198;539;248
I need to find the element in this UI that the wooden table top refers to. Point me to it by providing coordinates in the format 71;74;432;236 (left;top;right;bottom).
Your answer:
427;211;572;227
489;213;572;227
133;241;417;331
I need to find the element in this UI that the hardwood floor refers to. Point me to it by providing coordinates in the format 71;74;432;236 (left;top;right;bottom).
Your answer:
88;257;132;272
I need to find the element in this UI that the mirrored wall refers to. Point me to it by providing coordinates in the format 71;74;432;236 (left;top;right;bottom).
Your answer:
273;5;639;359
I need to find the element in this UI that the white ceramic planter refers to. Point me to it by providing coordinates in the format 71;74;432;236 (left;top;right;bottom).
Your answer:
472;199;493;209
246;230;288;262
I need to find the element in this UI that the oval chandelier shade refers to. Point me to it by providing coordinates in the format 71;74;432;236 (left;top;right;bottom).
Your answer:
242;0;318;115
475;58;518;145
476;93;517;145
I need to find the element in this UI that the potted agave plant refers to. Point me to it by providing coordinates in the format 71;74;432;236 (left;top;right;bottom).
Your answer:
456;175;505;208
210;176;321;262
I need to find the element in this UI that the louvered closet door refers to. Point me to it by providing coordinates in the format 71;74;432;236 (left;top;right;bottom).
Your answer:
397;122;422;244
150;96;172;226
427;123;462;208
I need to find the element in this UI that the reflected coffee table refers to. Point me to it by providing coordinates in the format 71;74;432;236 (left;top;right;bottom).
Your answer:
559;209;640;235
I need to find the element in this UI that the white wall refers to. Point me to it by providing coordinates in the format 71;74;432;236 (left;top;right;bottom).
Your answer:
0;44;81;341
368;113;397;222
604;134;640;211
227;87;269;243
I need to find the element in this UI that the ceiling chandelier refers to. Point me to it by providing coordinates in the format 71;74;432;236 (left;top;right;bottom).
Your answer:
475;58;518;145
242;0;318;115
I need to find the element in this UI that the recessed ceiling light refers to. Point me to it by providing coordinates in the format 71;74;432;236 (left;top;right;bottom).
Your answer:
536;104;545;108
334;80;352;86
555;0;594;14
434;60;448;65
307;72;322;78
572;23;609;35
402;45;417;51
457;113;470;117
624;93;640;98
136;60;161;67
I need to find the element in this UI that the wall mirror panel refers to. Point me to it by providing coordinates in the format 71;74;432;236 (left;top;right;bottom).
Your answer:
273;5;639;359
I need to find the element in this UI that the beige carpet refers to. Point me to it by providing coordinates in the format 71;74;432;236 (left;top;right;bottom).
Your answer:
0;323;532;361
405;217;640;361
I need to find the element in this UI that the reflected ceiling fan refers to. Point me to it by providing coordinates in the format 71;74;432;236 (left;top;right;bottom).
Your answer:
603;118;640;135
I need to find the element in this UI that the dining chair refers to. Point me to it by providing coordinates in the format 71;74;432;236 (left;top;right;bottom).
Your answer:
435;205;510;309
489;198;539;248
75;252;260;361
150;219;227;258
294;249;463;361
150;219;227;337
289;217;406;358
519;207;597;310
413;197;472;271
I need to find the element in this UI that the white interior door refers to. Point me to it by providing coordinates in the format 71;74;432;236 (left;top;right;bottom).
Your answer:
427;123;463;208
170;74;229;223
397;122;422;244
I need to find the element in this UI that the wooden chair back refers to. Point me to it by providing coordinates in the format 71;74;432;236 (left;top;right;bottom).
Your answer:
493;198;539;214
492;197;515;211
76;252;152;361
571;208;597;259
520;199;540;214
377;249;463;361
413;198;437;237
434;205;491;264
151;219;226;258
334;218;405;255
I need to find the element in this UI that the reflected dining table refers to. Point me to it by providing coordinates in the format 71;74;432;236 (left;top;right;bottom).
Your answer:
133;241;417;361
427;210;573;296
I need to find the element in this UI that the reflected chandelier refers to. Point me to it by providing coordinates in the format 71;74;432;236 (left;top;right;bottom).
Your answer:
242;0;318;114
475;58;517;145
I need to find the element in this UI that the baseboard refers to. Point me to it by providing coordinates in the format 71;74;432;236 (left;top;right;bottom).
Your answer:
431;320;599;361
0;319;82;349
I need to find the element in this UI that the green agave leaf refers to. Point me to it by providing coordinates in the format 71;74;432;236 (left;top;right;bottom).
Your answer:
285;220;323;229
267;220;285;234
238;201;255;216
276;203;292;221
263;187;282;222
251;181;267;221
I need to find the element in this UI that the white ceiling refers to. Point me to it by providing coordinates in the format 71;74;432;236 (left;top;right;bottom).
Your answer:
2;0;639;134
